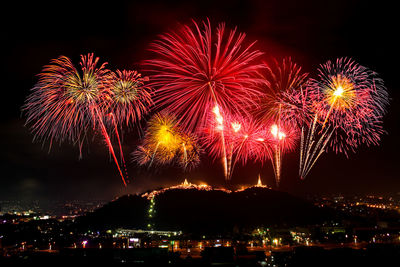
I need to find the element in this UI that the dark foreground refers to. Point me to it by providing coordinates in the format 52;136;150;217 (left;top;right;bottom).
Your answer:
1;244;400;267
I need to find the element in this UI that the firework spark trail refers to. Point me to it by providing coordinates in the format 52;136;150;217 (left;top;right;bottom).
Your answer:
305;126;331;173
226;119;248;180
273;104;282;186
302;125;335;179
181;142;188;169
299;114;318;178
94;108;127;186
273;148;281;186
227;136;247;180
212;105;228;179
298;84;313;174
300;117;332;179
299;127;305;177
321;97;338;129
108;112;129;181
148;142;161;168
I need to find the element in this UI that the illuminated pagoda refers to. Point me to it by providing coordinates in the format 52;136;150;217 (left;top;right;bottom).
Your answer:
255;174;269;188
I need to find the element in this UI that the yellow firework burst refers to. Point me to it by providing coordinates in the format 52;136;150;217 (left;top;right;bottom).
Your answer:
133;112;201;169
177;133;201;169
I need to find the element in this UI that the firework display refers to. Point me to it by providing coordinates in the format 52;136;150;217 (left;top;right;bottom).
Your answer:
23;19;389;188
23;54;151;186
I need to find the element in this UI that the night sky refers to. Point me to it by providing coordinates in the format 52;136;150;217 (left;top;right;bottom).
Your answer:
1;0;399;202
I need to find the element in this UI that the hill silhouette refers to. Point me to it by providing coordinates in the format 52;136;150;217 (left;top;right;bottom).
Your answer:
76;186;336;234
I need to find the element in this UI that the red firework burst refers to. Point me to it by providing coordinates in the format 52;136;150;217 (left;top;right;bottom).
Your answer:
143;18;266;133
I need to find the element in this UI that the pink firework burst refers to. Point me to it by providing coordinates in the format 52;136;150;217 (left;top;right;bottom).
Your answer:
308;57;389;155
299;58;389;179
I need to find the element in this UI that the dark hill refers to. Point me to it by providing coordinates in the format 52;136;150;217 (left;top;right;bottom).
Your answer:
76;194;148;230
76;187;336;234
153;187;334;234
